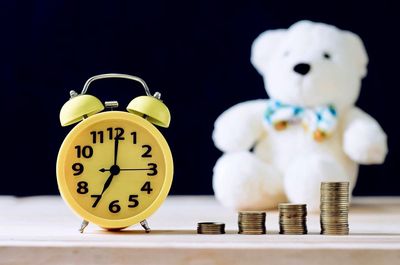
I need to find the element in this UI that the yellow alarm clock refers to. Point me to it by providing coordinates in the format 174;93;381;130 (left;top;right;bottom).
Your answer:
56;73;173;233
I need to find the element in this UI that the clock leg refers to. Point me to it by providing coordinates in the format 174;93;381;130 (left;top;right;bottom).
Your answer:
140;219;151;233
79;220;89;233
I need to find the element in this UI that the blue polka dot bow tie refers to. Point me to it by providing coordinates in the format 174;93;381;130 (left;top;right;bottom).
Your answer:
264;99;338;142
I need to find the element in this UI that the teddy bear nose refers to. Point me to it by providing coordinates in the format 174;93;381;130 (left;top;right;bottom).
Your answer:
293;63;311;75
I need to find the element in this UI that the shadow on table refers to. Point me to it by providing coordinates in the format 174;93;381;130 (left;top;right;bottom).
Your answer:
95;229;244;235
94;229;400;236
97;229;196;235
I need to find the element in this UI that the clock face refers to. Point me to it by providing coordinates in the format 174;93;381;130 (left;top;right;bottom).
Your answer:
57;111;173;228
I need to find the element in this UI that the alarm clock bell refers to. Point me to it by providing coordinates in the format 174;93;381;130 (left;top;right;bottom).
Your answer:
59;73;170;128
60;93;104;126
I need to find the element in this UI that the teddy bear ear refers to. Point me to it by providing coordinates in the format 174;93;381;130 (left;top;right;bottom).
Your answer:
344;31;369;78
251;29;286;75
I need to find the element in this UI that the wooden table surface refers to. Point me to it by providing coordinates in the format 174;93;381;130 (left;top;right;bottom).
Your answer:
1;196;400;265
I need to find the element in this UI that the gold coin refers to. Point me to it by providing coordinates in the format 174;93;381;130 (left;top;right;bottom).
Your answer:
280;220;306;223
320;206;349;210
321;181;349;186
320;218;348;221
279;203;307;208
238;211;266;215
280;227;307;230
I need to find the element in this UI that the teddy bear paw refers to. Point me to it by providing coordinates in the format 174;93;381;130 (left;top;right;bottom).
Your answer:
212;152;284;210
344;120;388;164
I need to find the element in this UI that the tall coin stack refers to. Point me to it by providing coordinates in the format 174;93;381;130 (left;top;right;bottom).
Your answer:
320;182;350;235
238;211;266;234
278;203;307;234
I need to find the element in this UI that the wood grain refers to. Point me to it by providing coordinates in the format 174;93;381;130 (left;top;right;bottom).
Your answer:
1;196;400;265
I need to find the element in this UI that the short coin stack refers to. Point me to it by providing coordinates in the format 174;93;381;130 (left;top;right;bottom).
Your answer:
278;203;307;234
238;211;266;234
197;222;225;234
320;182;350;235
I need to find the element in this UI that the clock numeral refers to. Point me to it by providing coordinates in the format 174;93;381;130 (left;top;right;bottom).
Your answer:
107;128;113;140
107;127;125;140
141;181;153;194
128;195;139;208
75;145;93;158
109;200;121;213
91;195;102;208
90;131;104;144
147;163;158;176
77;181;89;194
142;145;152;158
72;163;84;176
91;128;125;143
131;132;137;144
115;127;125;140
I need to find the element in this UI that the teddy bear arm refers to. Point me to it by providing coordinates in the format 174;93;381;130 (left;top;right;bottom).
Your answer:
212;99;267;152
343;107;388;164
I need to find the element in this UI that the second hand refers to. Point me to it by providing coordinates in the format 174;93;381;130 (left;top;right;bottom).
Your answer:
100;168;151;172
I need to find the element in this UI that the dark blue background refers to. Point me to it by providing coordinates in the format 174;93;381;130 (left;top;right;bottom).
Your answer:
0;0;398;196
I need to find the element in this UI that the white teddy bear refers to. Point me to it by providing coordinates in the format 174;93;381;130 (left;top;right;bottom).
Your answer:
212;20;388;211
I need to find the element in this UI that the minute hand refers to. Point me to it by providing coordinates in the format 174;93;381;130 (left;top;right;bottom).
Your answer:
113;137;119;165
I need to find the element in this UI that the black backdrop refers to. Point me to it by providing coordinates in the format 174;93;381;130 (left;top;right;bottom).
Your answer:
0;0;398;196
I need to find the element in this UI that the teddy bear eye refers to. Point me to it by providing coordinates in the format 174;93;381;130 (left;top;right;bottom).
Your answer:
323;52;331;60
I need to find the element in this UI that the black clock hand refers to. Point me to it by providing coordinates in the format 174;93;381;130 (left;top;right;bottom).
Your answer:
100;164;157;176
97;138;119;199
119;168;151;171
113;137;119;166
100;173;115;196
100;168;149;172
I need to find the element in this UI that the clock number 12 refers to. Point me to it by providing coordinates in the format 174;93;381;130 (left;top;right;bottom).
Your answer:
90;128;125;144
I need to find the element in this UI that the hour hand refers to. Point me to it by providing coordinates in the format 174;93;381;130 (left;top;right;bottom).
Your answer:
100;173;115;196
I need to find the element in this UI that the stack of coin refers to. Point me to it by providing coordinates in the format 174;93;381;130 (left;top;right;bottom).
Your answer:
197;222;225;234
278;203;307;234
238;211;266;234
320;182;350;235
